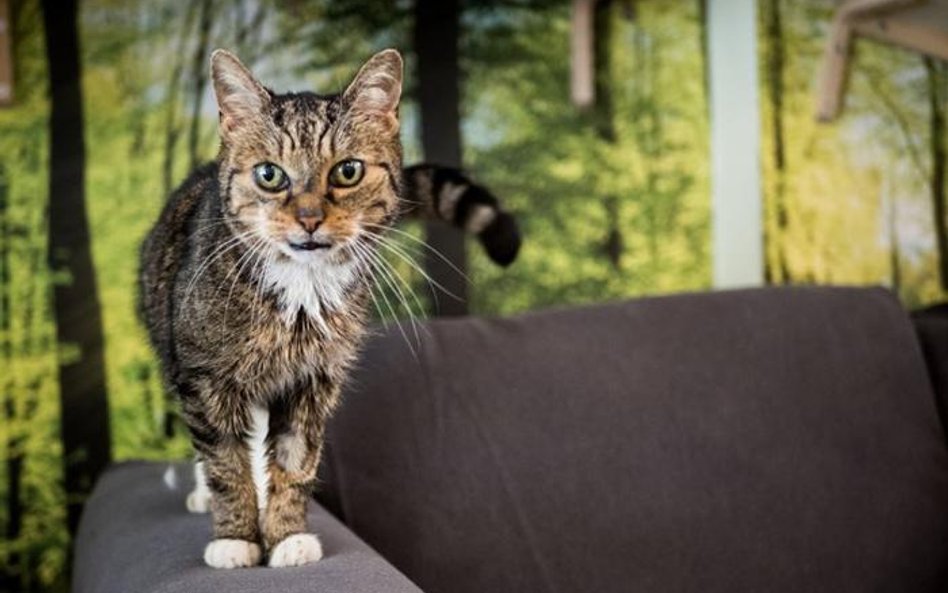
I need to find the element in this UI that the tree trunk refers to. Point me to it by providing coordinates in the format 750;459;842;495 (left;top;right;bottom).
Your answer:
927;57;948;291
0;165;23;592
594;0;622;270
162;3;199;200
593;0;616;143
187;0;214;171
697;0;709;117
415;0;468;316
764;0;790;283
42;0;112;537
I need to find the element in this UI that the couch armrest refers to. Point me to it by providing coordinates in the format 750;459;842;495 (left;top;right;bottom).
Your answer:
73;461;423;593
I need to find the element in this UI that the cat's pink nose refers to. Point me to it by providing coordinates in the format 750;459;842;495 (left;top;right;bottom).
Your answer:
296;207;323;233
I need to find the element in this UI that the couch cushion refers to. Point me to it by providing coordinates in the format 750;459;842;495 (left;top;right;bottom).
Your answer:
73;462;422;593
320;287;948;593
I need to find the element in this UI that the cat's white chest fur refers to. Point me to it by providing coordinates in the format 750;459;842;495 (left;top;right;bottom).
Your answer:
261;256;357;327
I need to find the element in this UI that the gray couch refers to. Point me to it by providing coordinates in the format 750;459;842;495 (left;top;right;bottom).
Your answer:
73;287;948;593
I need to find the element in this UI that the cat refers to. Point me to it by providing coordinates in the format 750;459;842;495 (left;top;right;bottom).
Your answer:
139;48;520;569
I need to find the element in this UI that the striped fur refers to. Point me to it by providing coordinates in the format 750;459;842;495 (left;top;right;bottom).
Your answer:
139;48;520;570
402;165;522;266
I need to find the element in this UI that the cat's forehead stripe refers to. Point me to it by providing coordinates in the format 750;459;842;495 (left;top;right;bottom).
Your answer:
270;94;341;163
317;101;340;159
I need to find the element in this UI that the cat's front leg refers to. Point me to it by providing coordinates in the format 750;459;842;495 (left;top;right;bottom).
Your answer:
261;390;334;567
198;427;264;568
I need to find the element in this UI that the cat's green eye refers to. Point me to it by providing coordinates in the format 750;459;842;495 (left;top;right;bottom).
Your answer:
252;162;289;192
329;159;365;188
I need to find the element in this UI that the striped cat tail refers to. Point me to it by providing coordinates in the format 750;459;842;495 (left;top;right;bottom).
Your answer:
401;164;522;267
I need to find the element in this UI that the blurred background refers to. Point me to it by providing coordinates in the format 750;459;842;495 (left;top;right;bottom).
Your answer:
0;0;945;590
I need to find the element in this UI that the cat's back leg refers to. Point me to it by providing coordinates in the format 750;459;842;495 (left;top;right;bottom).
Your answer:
186;458;213;513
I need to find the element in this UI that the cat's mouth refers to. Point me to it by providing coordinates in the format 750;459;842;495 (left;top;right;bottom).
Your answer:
288;240;333;251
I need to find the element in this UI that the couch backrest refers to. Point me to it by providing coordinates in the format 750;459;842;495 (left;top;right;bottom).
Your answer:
913;303;948;432
319;287;948;593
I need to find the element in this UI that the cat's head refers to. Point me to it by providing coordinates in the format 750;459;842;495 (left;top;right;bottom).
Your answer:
209;49;403;266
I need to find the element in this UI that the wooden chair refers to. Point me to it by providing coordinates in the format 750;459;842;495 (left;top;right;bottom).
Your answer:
818;0;948;121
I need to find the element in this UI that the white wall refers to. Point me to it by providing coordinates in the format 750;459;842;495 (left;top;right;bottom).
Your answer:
708;0;764;288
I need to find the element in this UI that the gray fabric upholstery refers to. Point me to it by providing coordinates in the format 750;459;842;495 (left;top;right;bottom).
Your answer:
320;287;948;593
913;303;948;431
72;461;422;593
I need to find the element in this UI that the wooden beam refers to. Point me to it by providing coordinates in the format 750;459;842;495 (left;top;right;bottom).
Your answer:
0;0;12;106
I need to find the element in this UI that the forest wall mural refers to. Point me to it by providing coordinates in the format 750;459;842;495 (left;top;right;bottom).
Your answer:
759;0;948;308
0;0;944;590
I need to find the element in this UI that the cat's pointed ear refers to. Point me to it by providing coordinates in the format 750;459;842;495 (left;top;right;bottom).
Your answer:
210;49;270;136
342;49;403;124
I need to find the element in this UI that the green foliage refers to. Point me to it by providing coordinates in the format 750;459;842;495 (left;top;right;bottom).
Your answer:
81;0;187;461
758;0;948;307
464;1;711;314
0;2;69;590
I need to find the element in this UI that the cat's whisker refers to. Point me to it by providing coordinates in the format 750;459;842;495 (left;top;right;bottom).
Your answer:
343;242;374;295
352;250;386;322
364;238;435;292
182;230;258;306
213;234;260;299
349;241;404;322
358;246;422;346
221;239;256;295
185;220;236;241
353;246;416;355
349;240;419;355
358;233;444;311
373;257;425;339
361;233;463;302
354;239;417;317
362;222;471;282
352;237;425;343
184;236;245;298
353;249;389;325
223;237;267;316
248;245;275;328
362;226;466;290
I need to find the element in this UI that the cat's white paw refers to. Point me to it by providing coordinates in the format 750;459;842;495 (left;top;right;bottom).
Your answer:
204;538;262;569
186;489;212;513
268;533;323;568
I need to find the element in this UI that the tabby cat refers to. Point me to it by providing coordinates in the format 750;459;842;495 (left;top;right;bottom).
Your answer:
139;49;520;569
